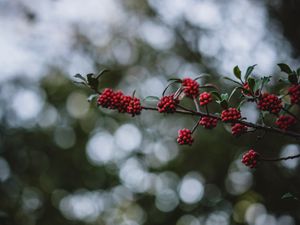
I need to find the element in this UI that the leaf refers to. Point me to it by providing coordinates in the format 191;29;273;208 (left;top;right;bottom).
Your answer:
199;83;219;90
87;94;98;102
86;73;99;89
143;96;160;102
260;76;272;90
297;67;300;76
228;87;243;102
281;192;298;200
223;77;242;86
237;99;247;110
167;78;182;82
245;64;257;80
194;73;210;81
95;69;110;79
163;80;181;96
288;73;298;84
211;91;221;101
74;73;86;82
221;93;229;101
220;100;228;109
278;63;292;74
73;81;87;86
233;66;241;79
247;77;256;92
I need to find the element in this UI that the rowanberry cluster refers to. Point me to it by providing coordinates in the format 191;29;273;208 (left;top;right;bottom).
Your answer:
257;93;282;115
157;95;179;113
288;84;300;105
97;88;142;116
199;92;212;106
182;78;199;98
221;108;241;122
275;115;296;130
242;149;259;168
199;116;218;129
231;123;248;137
177;128;193;145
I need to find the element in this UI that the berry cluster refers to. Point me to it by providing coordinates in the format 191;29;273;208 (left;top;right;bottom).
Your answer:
177;128;193;145
199;92;212;106
157;95;179;113
257;93;282;115
275;115;296;130
97;88;142;116
221;108;241;122
182;78;199;98
231;123;248;137
242;149;259;168
288;84;300;105
199;116;218;129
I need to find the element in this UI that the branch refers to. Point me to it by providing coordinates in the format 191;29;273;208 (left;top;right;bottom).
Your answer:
261;154;300;162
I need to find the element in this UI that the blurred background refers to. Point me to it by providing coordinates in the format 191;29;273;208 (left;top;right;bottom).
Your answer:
1;0;300;224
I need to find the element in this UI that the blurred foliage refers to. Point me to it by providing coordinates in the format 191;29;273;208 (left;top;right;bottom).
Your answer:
1;0;300;225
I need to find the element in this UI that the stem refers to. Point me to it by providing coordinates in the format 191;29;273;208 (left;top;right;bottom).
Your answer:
141;106;300;139
193;97;200;112
261;154;300;162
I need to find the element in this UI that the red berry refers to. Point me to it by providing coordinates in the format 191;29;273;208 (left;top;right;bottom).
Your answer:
157;95;179;113
275;115;296;130
241;149;259;168
182;78;199;98
177;128;193;145
221;108;241;122
118;95;132;113
126;97;142;117
97;88;122;109
199;92;212;106
199;116;218;129
231;123;247;137
257;93;282;115
242;82;251;96
288;84;300;105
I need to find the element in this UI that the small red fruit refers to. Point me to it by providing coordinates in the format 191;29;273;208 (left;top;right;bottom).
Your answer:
182;78;199;98
275;115;296;130
199;92;212;106
221;108;241;122
126;97;142;117
257;93;282;115
288;84;300;105
199;116;218;129
231;123;247;137
177;128;193;145
242;149;259;168
157;95;179;113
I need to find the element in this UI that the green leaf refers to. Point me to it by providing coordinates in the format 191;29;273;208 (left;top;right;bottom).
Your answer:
223;77;242;86
73;81;87;86
163;80;181;96
237;99;247;110
86;73;99;89
95;69;110;79
233;66;241;79
168;78;182;82
281;192;298;200
211;91;221;101
297;67;300;76
194;73;210;81
278;63;292;74
260;76;272;90
87;94;98;102
228;87;242;102
221;93;229;101
199;83;219;90
288;73;298;84
247;77;256;92
220;100;228;109
74;73;86;82
143;96;160;102
244;64;257;80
